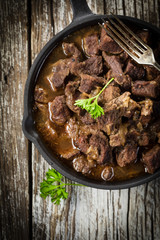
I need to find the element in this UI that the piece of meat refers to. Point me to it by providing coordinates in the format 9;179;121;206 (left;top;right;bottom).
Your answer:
60;148;80;159
66;118;112;165
88;132;113;165
49;58;73;88
34;86;49;103
76;133;90;154
73;155;96;174
62;42;82;58
70;55;103;76
138;132;150;146
65;118;79;140
132;80;159;98
79;74;105;93
83;33;99;56
51;69;70;88
98;92;140;131
49;95;71;125
99;24;123;54
99;85;121;104
79;111;96;125
149;120;160;143
145;66;159;81
109;123;128;147
101;166;114;181
102;52;131;89
65;80;83;114
127;124;150;146
154;75;160;85
116;144;138;167
139;99;153;125
142;144;160;173
125;60;145;80
119;51;129;63
137;30;150;44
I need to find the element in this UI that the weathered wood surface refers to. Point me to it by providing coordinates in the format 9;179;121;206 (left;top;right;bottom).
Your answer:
0;0;160;239
0;0;29;239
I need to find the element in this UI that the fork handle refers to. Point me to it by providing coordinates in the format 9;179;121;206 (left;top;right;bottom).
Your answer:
153;61;160;72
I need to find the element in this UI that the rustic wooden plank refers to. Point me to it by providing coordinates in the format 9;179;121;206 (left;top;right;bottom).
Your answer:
0;0;29;239
31;0;160;240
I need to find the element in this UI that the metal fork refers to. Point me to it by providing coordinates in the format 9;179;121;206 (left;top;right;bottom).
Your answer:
98;13;160;71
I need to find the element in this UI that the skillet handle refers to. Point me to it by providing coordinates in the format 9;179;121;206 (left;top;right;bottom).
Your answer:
70;0;93;22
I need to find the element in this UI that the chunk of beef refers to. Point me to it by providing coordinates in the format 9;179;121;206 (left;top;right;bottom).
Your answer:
139;99;153;125
70;56;103;76
137;30;150;44
88;132;113;165
102;52;131;89
101;166;114;181
34;86;49;103
50;59;71;88
127;124;150;146
79;74;105;93
83;33;99;56
125;60;145;80
76;133;90;154
99;85;121;104
79;111;96;125
62;42;82;58
116;144;138;167
154;75;160;85
99;24;123;54
109;123;128;147
65;118;79;140
149;120;160;142
132;80;159;98
65;80;83;114
73;155;96;174
51;70;69;88
98;92;140;132
145;66;159;81
138;132;150;146
49;95;71;125
142;145;160;173
119;51;129;63
60;148;80;159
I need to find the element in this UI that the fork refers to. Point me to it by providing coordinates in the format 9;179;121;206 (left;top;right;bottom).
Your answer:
98;14;160;71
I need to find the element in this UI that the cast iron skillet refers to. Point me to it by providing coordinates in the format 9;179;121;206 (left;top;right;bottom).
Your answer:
22;0;160;189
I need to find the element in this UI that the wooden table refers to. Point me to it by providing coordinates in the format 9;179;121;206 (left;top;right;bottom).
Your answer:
1;0;160;239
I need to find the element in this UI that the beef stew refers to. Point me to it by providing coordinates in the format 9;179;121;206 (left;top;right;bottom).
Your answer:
33;24;160;182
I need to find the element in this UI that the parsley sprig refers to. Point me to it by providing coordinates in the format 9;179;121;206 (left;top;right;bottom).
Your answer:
74;78;114;119
40;169;85;205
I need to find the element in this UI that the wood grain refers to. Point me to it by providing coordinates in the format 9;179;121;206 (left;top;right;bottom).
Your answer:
0;0;160;239
0;0;29;239
31;1;160;240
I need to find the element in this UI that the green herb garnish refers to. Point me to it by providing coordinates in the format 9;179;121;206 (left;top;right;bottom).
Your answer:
74;78;114;119
40;169;85;205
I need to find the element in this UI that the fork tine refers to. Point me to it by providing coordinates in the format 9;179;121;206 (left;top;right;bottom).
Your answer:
98;23;139;60
106;22;142;57
111;13;148;49
101;18;141;57
107;17;145;53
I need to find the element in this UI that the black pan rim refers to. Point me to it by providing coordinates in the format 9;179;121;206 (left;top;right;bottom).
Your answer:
22;14;160;190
